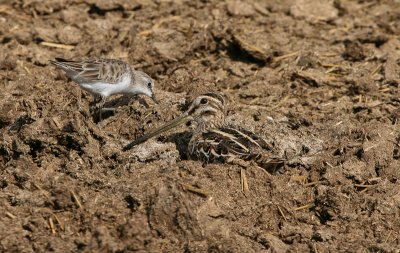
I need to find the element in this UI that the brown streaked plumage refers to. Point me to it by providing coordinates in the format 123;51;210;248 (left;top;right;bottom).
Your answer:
123;92;284;171
50;58;157;120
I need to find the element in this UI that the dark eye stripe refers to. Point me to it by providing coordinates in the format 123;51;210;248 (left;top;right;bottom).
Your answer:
202;92;224;105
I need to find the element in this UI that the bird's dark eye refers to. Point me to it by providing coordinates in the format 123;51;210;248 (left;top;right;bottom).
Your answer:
147;82;152;88
200;98;208;104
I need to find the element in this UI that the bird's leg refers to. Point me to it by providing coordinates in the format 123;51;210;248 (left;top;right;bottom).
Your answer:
90;95;99;113
97;95;117;112
97;96;118;121
101;107;117;112
98;96;107;121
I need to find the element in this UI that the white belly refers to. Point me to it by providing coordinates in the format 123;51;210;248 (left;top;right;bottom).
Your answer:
79;75;131;97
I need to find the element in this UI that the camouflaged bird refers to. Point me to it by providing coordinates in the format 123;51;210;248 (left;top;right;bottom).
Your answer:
123;92;284;171
50;58;157;120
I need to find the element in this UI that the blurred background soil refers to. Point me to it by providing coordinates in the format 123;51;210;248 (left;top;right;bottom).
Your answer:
0;0;399;252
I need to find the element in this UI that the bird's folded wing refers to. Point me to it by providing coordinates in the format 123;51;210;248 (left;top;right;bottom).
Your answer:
51;59;128;84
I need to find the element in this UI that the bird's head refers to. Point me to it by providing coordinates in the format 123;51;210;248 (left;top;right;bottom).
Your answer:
133;71;157;103
122;92;226;150
185;92;225;131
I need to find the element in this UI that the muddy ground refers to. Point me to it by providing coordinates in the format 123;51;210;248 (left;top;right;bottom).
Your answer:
0;0;400;252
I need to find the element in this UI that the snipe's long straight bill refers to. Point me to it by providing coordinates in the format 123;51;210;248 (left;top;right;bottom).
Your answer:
123;113;192;151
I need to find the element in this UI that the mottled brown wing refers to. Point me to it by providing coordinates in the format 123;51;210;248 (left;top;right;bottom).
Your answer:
189;133;226;163
224;127;285;170
189;126;272;163
50;58;129;84
222;126;274;151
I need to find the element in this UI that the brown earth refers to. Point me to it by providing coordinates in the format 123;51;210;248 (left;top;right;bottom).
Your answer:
1;0;400;252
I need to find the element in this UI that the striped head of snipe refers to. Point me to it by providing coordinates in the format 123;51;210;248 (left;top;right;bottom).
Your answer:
185;92;226;132
123;92;226;150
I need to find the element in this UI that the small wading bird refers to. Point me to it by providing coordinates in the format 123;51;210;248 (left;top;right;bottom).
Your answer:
123;92;284;171
50;58;157;120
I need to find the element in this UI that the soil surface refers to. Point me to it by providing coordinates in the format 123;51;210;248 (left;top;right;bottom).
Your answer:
1;0;400;252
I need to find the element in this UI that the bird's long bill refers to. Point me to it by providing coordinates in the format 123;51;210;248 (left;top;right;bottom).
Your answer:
123;113;192;151
151;94;159;104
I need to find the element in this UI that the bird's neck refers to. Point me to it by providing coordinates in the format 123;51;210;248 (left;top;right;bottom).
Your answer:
194;115;225;133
